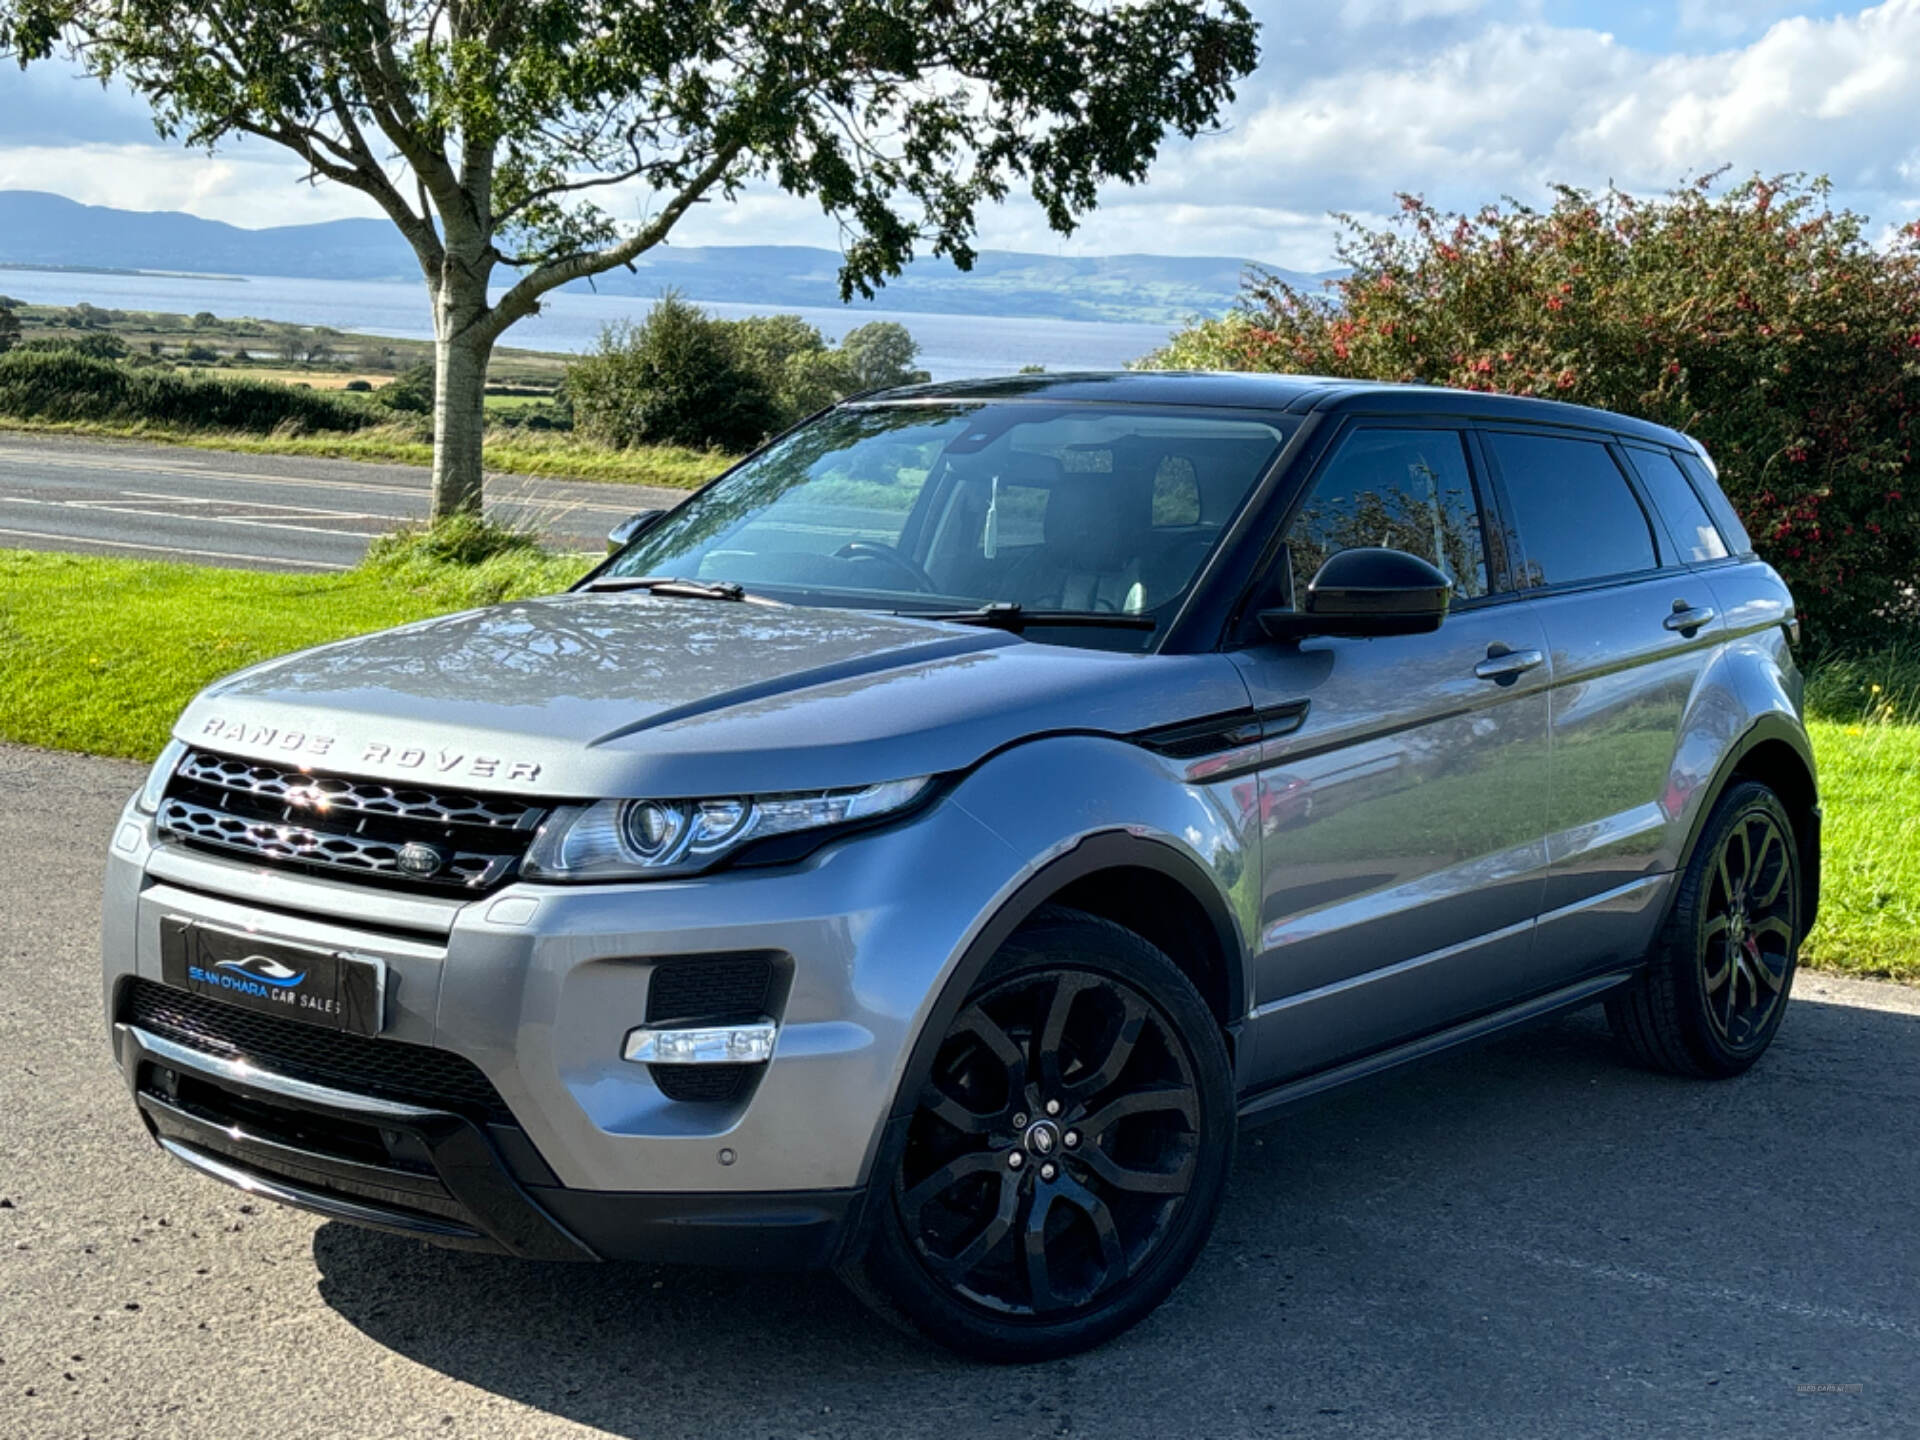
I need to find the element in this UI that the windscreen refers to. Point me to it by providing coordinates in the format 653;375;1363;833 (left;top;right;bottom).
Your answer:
603;402;1291;647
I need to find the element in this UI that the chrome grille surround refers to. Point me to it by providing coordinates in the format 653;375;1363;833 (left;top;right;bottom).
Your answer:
157;798;513;887
157;749;548;892
175;750;543;830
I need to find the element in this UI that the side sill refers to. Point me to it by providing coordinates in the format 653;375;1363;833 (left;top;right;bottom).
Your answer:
1235;969;1637;1125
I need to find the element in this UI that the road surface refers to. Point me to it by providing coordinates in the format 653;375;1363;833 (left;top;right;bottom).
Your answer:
0;432;686;570
2;741;1916;1438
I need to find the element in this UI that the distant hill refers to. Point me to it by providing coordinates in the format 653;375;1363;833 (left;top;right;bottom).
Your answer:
0;190;1334;325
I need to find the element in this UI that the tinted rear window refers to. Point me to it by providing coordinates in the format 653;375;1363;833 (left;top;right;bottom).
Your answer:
1485;432;1657;587
1624;447;1729;564
1676;451;1754;555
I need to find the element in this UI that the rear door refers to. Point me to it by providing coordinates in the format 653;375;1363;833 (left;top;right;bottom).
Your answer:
1232;421;1553;1085
1478;427;1725;983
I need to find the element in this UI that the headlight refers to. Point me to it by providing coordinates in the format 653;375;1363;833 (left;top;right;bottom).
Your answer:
134;738;189;815
521;776;933;881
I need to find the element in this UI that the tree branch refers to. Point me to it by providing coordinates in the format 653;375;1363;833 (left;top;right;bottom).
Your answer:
470;140;745;348
338;22;466;232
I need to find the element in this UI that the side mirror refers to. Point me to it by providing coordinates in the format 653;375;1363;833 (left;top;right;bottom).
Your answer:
1259;547;1451;640
607;509;666;554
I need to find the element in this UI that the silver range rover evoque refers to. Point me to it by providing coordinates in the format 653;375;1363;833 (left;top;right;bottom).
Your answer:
103;372;1820;1359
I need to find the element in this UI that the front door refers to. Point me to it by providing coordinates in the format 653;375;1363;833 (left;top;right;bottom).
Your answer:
1233;423;1553;1086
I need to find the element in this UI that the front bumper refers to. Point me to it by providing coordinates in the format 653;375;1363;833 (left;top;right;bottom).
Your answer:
102;788;1029;1257
114;1020;856;1265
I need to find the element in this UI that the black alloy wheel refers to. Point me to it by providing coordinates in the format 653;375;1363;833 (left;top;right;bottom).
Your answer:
844;907;1234;1360
1697;804;1796;1048
1608;781;1801;1077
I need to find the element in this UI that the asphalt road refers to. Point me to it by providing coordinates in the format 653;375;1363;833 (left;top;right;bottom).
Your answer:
0;432;686;570
3;741;1917;1439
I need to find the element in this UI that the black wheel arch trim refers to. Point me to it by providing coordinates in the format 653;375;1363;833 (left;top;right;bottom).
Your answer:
889;830;1247;1127
1679;712;1821;931
840;830;1247;1264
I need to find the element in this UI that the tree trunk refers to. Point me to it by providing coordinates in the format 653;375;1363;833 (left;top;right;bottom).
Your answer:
429;278;493;521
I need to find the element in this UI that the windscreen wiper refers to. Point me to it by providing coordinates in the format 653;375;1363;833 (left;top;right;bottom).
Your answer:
908;602;1157;632
578;575;784;605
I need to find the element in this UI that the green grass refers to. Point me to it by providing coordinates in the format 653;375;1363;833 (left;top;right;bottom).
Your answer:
0;543;591;760
1799;717;1920;981
0;416;733;489
1803;643;1920;727
0;544;1912;982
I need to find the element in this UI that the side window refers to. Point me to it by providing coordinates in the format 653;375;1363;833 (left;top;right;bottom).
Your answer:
1623;446;1730;564
1286;428;1489;601
1484;431;1657;587
1677;451;1754;556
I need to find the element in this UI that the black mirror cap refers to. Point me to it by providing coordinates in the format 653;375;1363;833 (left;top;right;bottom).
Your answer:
1258;547;1452;640
606;509;667;554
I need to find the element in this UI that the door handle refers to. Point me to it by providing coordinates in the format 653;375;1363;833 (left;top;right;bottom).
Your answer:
1474;647;1545;683
1664;602;1717;635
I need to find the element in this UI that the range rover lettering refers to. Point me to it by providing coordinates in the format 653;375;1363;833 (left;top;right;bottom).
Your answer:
103;372;1818;1360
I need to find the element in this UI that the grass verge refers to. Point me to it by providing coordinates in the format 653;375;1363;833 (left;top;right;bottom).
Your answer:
0;541;590;759
0;416;732;489
0;546;1912;982
1799;718;1919;982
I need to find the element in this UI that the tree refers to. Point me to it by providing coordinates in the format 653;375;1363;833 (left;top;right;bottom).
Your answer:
3;0;1257;519
1148;175;1920;650
0;302;18;355
836;321;931;391
729;313;837;424
379;360;436;413
568;294;778;451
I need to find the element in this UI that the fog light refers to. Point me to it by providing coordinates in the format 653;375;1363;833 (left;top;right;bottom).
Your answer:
623;1020;778;1065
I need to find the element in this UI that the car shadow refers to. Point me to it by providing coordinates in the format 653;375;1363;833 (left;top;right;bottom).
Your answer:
312;993;1920;1436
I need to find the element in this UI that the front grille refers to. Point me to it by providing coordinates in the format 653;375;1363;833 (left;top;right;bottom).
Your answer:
157;748;549;894
121;978;515;1123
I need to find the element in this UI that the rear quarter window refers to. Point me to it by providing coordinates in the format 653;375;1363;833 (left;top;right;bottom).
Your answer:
1676;451;1755;556
1623;446;1730;564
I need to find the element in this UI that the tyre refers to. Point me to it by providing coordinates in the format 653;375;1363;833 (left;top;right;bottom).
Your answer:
1607;781;1801;1077
843;906;1235;1361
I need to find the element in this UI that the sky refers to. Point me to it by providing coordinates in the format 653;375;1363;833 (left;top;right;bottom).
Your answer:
0;0;1915;270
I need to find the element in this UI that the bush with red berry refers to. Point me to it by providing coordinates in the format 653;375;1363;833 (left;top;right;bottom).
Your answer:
1150;174;1919;649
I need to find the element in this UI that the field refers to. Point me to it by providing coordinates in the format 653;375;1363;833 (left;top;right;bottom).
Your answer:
0;413;729;487
0;298;567;385
0;301;746;485
0;543;1910;982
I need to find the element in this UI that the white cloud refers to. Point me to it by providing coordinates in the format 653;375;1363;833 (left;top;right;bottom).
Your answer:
1133;0;1920;256
4;2;1920;268
0;142;385;225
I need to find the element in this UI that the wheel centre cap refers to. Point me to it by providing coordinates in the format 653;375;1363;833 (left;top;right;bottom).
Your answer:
1024;1120;1060;1157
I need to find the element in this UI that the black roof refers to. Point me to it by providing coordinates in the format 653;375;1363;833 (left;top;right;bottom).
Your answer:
865;370;1693;450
